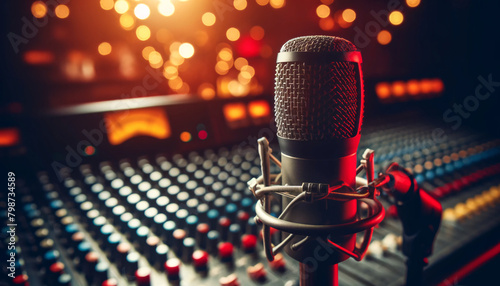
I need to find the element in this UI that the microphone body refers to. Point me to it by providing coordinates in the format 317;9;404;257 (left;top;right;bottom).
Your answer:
274;36;365;269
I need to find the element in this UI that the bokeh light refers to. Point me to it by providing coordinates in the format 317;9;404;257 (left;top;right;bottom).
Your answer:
406;0;421;8
389;11;404;25
114;0;129;14
98;42;112;56
270;0;286;9
376;83;391;99
199;83;216;100
319;17;335;31
233;0;248;11
136;25;151;41
55;5;70;19
134;4;150;20
120;14;135;30
250;26;265;41
158;1;175;17
342;9;356;23
179;43;195;59
392;81;406;97
377;30;392;45
31;1;47;18
100;0;114;11
316;5;330;18
256;0;269;6
202;12;216;26
226;27;240;41
142;46;155;60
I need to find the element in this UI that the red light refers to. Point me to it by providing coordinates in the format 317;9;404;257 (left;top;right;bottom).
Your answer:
198;130;208;140
84;145;95;156
0;128;20;147
237;35;261;58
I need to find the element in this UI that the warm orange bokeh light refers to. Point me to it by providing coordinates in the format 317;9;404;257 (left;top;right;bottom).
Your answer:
342;9;356;23
316;5;330;19
55;5;70;19
134;3;150;20
31;1;47;18
270;0;285;9
198;83;216;100
389;11;404;25
120;13;135;30
377;30;392;45
407;80;420;95
226;28;240;41
431;79;445;93
179;43;195;59
100;0;114;11
250;26;265;41
23;50;54;65
158;1;175;17
180;131;192;143
202;12;216;26
319;17;335;31
392;81;406;97
136;25;151;41
375;83;391;99
105;108;171;145
98;42;112;56
223;103;247;122
114;0;129;14
249;101;271;118
420;79;433;94
406;0;421;8
0;128;20;147
234;0;248;11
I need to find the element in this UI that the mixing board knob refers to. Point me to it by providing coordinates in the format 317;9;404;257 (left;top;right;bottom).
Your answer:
192;250;209;270
443;208;457;222
228;224;241;246
218;242;234;261
218;217;231;241
163;221;177;244
94;261;110;285
186;215;199;237
207;230;220;254
173;229;187;256
247;263;267;282
182;237;196;262
83;252;99;283
165;258;181;281
47;261;65;283
241;234;257;253
125;252;140;281
116;242;132;269
196;223;210;249
382;234;398;251
269;253;286;271
12;274;29;285
58;273;72;286
102;278;118;286
154;244;169;269
367;240;383;259
135;267;152;286
219;273;239;286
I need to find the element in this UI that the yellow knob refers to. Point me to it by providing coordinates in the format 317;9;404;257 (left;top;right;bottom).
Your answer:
443;208;457;222
454;203;469;220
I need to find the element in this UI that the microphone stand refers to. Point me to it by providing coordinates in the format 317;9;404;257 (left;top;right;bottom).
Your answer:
299;263;338;286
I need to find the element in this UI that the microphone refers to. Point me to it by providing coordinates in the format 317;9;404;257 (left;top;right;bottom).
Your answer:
249;35;384;286
276;35;363;284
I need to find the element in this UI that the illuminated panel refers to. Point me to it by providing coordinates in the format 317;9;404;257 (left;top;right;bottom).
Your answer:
223;103;248;128
0;128;20;147
105;108;171;145
248;100;270;119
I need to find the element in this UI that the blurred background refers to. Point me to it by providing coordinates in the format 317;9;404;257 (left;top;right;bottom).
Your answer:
1;1;499;285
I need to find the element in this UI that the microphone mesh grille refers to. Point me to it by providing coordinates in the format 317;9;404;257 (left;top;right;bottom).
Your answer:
275;36;362;140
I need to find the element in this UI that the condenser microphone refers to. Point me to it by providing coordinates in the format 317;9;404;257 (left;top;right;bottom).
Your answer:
275;35;364;285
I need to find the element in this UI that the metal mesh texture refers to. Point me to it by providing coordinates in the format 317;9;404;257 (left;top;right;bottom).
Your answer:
274;36;362;141
275;61;360;140
280;35;358;53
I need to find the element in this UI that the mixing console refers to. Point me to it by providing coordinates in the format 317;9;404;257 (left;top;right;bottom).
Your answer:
2;113;499;286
